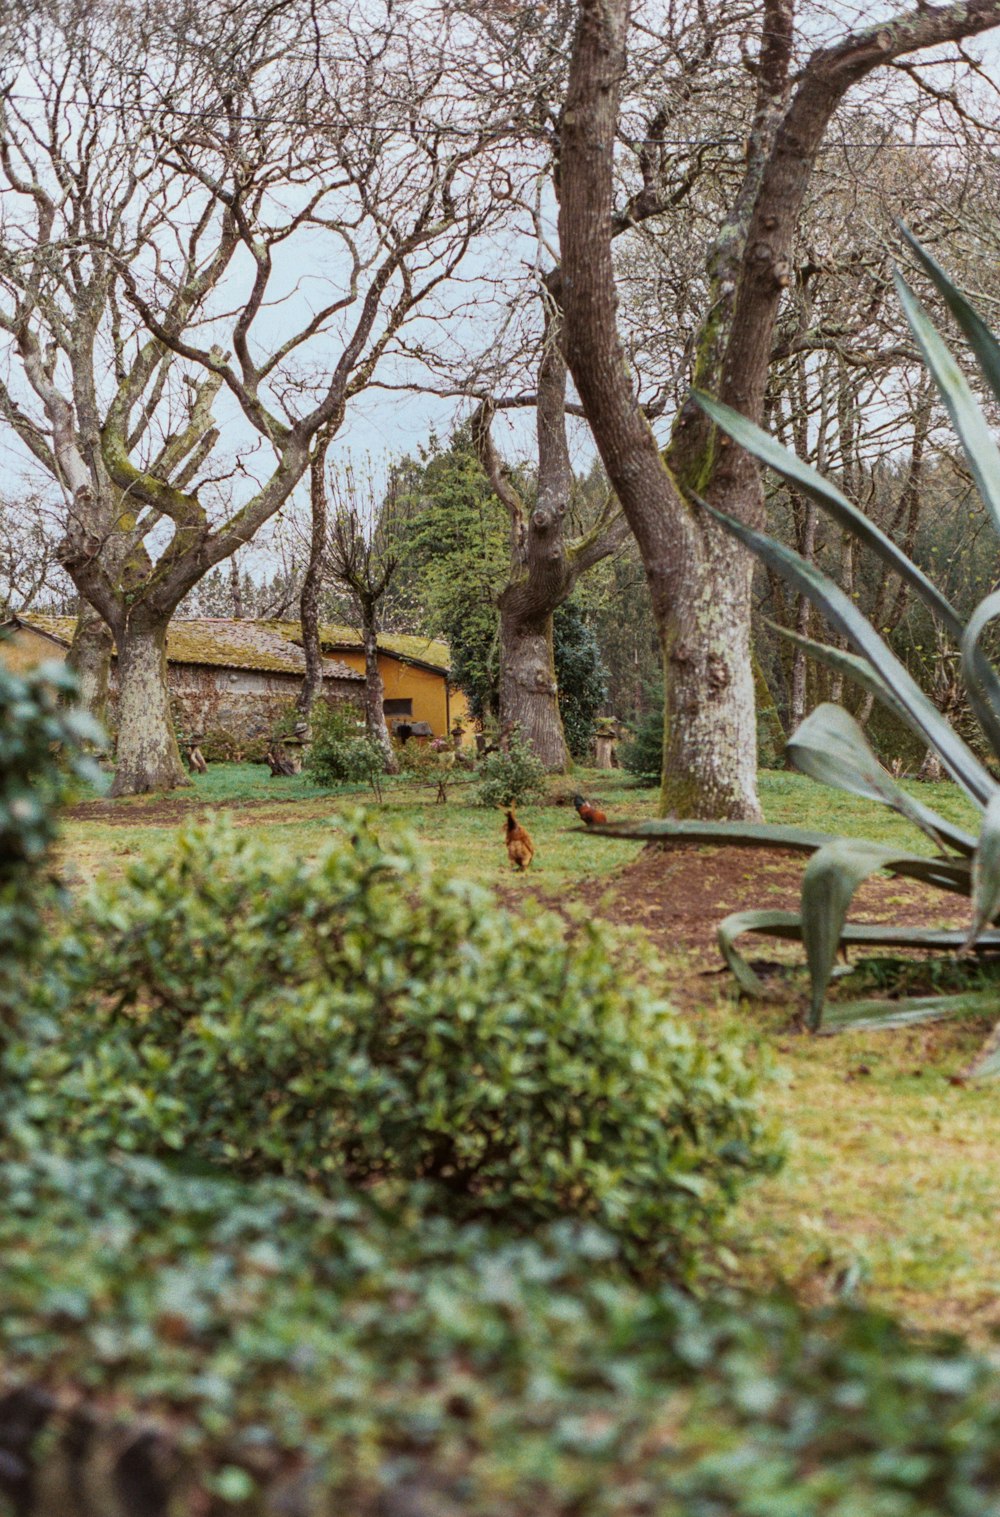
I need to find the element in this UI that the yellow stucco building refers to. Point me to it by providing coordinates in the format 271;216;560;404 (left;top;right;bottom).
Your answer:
268;622;470;740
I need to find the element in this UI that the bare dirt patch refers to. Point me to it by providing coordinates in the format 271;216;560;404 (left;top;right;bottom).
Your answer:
65;793;305;827
565;840;965;967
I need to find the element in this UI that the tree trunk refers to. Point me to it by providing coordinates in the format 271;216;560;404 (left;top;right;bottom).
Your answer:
471;315;620;776
498;599;568;770
297;435;330;720
661;517;760;817
789;497;817;733
361;619;399;774
559;0;1000;821
110;615;190;797
66;600;113;728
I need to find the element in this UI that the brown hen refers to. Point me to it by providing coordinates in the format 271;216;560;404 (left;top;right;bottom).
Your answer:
503;807;535;870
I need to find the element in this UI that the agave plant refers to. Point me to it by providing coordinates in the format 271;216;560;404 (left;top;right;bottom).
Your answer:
597;231;1000;1078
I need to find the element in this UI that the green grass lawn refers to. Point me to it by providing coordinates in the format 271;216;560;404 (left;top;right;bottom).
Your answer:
61;761;981;886
54;762;1000;1336
59;763;662;891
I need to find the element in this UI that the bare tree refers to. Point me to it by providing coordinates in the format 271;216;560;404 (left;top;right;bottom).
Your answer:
558;0;1000;819
321;466;406;773
0;493;69;614
0;0;509;794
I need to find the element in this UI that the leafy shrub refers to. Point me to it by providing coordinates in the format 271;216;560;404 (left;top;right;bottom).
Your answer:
619;682;663;786
475;727;546;807
0;656;103;1015
4;1149;1000;1515
191;701;301;764
307;700;386;792
393;734;439;775
10;818;779;1268
192;723;241;762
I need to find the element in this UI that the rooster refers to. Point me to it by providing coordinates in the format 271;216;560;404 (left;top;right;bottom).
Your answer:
503;807;535;870
573;793;607;826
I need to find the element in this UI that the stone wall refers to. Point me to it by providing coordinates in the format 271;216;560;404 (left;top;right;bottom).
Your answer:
166;666;359;757
95;665;359;759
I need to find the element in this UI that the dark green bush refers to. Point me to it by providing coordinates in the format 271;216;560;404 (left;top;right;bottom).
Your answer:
0;655;103;1014
307;700;386;790
554;599;608;759
619;682;663;786
4;1149;1000;1515
9;817;779;1268
475;727;547;805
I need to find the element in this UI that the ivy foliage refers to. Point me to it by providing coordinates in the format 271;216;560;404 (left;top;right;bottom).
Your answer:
396;434;609;753
553;600;608;759
4;1149;1000;1514
0;654;103;1011
9;816;779;1271
395;428;508;720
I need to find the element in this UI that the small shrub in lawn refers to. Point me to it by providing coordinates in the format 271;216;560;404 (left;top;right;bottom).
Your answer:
393;735;439;775
4;1150;1000;1515
9;817;780;1269
307;700;387;792
475;727;546;807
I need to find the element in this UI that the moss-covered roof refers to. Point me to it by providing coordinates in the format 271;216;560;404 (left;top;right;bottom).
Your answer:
265;621;452;674
11;614;363;681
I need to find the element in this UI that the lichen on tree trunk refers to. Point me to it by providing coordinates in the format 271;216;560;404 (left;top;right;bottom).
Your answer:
110;618;190;797
499;603;568;771
660;519;762;819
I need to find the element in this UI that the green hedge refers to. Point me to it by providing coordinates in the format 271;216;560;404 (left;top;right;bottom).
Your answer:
8;817;778;1271
3;1150;1000;1515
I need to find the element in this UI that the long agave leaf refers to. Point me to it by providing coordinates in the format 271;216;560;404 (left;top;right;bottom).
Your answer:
695;392;1000;757
959;1019;1000;1082
768;621;914;728
788;702;975;857
895;273;1000;542
610;814;971;899
899;224;1000;415
956;586;1000;766
717;909;803;997
696;501;996;807
801;839;970;1030
967;791;1000;948
719;910;1000;1005
581;818;836;850
694;391;960;633
961;585;1000;722
822;990;1000;1034
767;623;994;815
